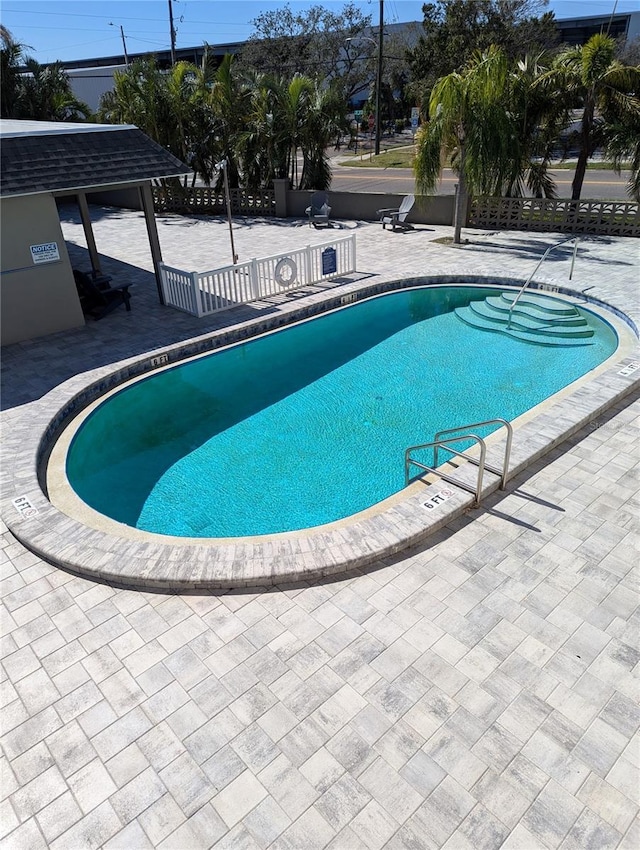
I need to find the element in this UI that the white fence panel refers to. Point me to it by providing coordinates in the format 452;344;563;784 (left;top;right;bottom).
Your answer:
160;234;356;318
160;266;199;315
197;260;255;315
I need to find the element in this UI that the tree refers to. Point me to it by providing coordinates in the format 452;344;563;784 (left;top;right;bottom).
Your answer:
236;72;284;190
1;27;90;121
604;107;640;201
239;2;375;101
206;54;249;189
297;83;347;189
98;55;340;192
408;0;558;113
1;26;25;118
536;33;640;200
415;47;519;243
505;52;567;198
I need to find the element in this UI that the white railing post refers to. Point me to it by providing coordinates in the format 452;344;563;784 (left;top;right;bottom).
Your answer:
305;244;312;285
250;258;260;299
159;264;168;304
191;272;202;317
351;233;356;272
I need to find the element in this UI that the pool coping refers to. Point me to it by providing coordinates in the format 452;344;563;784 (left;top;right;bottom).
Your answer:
2;275;639;590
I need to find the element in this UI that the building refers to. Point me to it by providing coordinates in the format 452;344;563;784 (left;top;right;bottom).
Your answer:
556;10;640;46
63;42;244;112
54;11;640;113
0;120;190;345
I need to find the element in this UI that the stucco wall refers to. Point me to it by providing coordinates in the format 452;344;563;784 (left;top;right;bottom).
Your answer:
1;194;85;346
285;190;455;226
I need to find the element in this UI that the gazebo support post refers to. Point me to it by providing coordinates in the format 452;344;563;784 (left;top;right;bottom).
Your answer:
77;192;102;276
139;182;165;305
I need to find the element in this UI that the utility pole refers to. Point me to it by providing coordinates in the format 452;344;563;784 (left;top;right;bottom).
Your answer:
168;0;177;65
109;22;129;65
119;25;129;65
375;0;384;156
605;0;619;35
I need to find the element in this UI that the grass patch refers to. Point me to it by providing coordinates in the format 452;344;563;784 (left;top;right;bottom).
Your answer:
344;147;416;169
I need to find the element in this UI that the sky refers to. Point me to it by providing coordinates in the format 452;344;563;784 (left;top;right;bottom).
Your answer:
1;0;638;64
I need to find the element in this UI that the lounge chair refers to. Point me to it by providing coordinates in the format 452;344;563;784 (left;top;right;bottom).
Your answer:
377;194;415;231
73;269;132;319
305;192;331;227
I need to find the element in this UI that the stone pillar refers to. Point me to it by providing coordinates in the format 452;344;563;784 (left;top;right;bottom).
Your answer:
273;179;288;218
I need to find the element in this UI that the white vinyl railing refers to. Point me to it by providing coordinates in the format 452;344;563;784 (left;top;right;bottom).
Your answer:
159;234;356;317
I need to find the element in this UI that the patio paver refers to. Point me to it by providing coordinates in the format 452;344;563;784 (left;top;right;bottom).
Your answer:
1;208;639;848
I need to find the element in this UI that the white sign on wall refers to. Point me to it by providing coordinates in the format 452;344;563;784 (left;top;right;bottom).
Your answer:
30;242;60;264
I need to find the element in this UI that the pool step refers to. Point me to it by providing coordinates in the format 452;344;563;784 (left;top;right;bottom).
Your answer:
467;302;592;336
483;296;584;325
455;291;594;347
498;291;577;316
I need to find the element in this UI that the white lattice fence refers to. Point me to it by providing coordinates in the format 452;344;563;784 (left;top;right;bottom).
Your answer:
160;235;357;317
468;197;640;237
152;186;276;215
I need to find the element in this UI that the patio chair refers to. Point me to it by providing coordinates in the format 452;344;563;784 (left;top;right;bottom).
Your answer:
377;194;415;231
305;192;332;228
73;269;132;320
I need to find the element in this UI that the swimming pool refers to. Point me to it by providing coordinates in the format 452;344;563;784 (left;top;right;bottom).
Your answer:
62;285;617;538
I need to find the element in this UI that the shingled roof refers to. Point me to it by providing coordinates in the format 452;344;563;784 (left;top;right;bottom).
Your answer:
0;120;191;198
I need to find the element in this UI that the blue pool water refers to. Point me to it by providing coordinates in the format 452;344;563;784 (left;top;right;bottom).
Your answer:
66;286;617;536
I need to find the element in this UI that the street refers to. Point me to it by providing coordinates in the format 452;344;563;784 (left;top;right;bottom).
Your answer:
331;162;634;201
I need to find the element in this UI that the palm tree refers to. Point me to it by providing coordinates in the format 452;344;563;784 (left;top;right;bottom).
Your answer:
414;46;515;243
18;60;91;121
536;33;640;200
506;53;567;199
237;71;284;190
1;27;90;121
603;106;640;201
1;26;25;118
206;54;248;189
99;59;171;145
298;82;346;189
99;58;211;185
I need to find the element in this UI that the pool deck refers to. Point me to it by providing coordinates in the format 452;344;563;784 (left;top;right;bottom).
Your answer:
1;209;639;849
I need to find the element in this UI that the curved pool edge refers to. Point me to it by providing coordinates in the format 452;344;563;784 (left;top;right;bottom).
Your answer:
2;275;640;590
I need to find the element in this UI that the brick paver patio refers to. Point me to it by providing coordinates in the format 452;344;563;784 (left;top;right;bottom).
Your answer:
1;208;638;849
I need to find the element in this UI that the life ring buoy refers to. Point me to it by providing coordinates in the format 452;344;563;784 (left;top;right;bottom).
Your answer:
274;256;297;287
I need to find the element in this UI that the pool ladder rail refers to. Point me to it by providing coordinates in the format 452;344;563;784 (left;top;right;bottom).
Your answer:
405;418;513;507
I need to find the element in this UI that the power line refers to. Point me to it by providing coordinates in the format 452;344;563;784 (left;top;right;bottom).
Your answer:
1;6;254;28
1;23;171;34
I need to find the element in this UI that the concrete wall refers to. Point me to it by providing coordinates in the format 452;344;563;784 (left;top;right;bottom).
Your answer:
1;194;85;346
86;180;455;227
87;187;143;210
285;189;455;226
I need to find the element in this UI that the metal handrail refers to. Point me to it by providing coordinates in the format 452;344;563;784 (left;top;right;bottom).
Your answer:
434;418;513;489
507;235;579;328
405;434;487;506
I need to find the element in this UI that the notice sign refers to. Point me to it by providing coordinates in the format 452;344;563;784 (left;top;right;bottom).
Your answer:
322;247;337;275
30;242;60;264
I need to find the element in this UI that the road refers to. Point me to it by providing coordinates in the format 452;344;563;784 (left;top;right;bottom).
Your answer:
330;163;634;201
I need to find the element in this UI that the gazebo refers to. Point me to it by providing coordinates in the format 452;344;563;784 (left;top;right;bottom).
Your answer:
0;120;190;345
